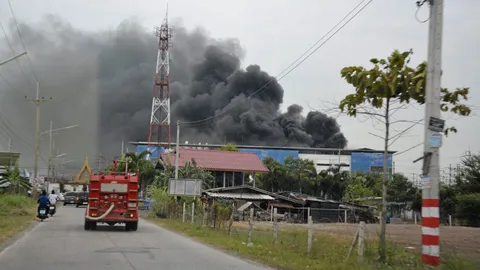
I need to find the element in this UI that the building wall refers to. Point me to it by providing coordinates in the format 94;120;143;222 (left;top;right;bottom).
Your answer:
239;148;299;165
136;145;166;159
350;152;393;173
299;153;351;173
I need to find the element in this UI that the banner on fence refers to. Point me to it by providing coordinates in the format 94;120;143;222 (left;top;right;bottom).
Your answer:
168;179;202;196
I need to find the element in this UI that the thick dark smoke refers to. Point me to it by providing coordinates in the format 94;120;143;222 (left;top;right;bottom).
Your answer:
0;15;347;168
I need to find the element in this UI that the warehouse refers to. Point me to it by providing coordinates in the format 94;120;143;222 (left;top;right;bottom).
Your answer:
130;142;396;175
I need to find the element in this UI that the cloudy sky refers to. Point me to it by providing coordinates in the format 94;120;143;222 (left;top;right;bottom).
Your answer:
0;0;478;180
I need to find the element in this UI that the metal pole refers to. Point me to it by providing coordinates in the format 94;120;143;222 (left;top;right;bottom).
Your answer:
47;121;53;193
174;120;180;200
7;138;11;151
32;82;41;199
0;51;27;67
422;0;443;267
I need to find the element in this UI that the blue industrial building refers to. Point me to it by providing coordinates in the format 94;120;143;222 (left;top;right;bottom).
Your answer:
350;152;393;174
238;148;299;165
131;142;395;174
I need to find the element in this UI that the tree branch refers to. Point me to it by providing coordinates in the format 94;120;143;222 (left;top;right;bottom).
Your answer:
368;132;385;140
389;119;423;147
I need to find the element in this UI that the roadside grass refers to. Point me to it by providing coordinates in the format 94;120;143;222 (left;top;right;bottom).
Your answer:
144;215;476;270
0;195;37;245
144;216;419;270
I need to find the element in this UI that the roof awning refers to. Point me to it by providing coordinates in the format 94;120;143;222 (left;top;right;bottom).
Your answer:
270;202;294;209
0;152;20;167
205;192;274;200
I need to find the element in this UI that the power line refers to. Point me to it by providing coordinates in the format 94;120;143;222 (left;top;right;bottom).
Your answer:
393;142;423;156
6;0;39;82
181;0;374;126
0;20;32;87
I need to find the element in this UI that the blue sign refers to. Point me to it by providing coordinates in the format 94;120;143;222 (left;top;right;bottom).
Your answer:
136;145;165;159
239;148;299;165
350;152;393;173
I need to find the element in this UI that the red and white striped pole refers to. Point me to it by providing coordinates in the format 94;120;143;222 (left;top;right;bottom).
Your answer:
421;0;443;267
422;198;440;266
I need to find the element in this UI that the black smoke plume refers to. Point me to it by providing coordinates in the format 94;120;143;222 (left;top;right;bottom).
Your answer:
0;16;347;169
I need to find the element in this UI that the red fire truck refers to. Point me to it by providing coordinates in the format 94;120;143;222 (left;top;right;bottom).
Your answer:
84;160;139;231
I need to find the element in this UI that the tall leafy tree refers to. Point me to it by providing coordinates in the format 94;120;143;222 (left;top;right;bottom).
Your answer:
338;49;471;262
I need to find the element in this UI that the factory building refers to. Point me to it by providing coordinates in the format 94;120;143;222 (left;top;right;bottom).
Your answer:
131;142;395;175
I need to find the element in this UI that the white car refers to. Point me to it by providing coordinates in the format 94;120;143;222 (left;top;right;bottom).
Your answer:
57;193;65;201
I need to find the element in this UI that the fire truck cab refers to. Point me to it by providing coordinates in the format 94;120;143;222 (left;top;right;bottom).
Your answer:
84;160;139;231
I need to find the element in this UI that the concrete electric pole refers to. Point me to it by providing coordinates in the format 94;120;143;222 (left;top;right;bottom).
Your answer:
25;82;52;199
420;0;443;267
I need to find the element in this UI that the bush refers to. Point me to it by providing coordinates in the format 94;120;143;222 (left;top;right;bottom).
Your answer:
456;193;480;227
0;195;36;216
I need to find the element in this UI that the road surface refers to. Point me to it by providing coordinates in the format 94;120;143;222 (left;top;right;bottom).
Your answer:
0;206;271;270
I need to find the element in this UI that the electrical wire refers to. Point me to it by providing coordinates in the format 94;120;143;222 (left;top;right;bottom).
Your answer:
0;20;33;88
415;0;432;23
393;142;423;157
6;0;39;82
180;0;374;126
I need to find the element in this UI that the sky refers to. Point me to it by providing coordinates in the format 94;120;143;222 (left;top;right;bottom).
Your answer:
0;0;478;180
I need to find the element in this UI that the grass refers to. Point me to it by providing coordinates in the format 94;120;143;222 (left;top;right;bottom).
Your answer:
0;194;37;245
144;214;476;270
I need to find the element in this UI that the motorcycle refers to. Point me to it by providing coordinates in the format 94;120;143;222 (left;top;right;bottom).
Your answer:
38;207;49;221
49;203;56;216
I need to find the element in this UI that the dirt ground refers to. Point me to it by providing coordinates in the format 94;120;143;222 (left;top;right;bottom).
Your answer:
233;221;480;259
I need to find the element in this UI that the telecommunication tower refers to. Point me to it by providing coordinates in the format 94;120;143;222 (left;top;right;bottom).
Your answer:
148;11;172;157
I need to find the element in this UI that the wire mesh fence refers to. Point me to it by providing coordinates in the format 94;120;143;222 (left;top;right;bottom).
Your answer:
145;200;480;266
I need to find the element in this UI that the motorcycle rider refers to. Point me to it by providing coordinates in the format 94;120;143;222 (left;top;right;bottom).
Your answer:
48;190;58;205
37;190;49;218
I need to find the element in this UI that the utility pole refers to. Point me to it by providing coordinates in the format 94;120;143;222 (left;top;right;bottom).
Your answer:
25;82;52;199
174;120;180;200
420;0;443;267
47;121;53;193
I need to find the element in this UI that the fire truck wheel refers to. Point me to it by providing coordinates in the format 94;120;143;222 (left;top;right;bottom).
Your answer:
126;222;138;231
84;220;90;230
90;222;97;230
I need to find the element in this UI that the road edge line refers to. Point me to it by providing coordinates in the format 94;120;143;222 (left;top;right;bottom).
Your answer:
140;217;276;270
0;219;42;257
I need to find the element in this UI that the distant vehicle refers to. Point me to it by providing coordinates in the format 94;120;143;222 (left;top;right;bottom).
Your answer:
63;192;78;206
75;192;89;207
57;193;65;201
84;160;139;231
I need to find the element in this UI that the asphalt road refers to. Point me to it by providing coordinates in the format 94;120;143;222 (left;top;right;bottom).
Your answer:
0;206;272;270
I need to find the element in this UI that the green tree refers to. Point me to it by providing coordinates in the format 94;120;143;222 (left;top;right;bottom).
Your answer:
256;157;286;192
219;144;239;152
455;153;480;194
0;162;32;194
344;174;375;201
338;49;471;262
387;173;418;202
284;156;317;193
153;159;214;190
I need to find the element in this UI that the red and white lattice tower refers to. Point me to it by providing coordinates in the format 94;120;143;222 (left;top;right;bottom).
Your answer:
148;12;172;158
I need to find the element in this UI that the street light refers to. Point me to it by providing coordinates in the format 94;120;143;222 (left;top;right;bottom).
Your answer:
43;121;79;192
0;52;27;67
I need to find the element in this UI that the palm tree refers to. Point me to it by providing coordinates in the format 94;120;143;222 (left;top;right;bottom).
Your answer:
0;162;32;194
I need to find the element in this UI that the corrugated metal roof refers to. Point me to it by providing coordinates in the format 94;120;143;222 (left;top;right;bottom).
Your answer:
162;148;269;173
205;192;274;200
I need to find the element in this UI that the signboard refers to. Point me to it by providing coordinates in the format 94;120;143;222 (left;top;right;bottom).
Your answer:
428;117;445;132
168;179;202;196
422;175;431;189
429;133;442;148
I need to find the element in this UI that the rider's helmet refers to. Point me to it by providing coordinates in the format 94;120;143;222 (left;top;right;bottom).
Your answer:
51;190;55;194
41;190;47;196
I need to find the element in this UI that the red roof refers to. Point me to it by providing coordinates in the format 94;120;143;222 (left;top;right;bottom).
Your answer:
161;148;269;173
